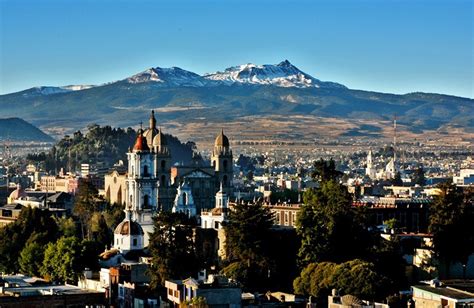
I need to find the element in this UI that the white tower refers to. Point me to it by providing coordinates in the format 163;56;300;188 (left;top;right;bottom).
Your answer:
215;182;228;210
126;129;158;245
211;130;233;195
365;150;376;179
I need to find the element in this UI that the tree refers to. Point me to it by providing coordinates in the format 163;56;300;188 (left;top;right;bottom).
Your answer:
392;171;403;186
19;242;44;277
294;259;388;301
411;167;425;186
296;180;372;265
91;213;112;250
311;158;343;182
55;216;78;237
73;178;101;239
0;207;58;273
429;184;474;278
41;236;88;283
148;212;199;288
223;202;275;290
293;262;336;298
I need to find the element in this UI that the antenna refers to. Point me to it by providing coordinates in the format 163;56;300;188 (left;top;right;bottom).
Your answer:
393;114;397;162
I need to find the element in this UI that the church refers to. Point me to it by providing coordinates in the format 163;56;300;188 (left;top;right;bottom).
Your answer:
114;111;234;246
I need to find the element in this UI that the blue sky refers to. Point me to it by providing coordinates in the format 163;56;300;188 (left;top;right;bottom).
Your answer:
1;0;472;97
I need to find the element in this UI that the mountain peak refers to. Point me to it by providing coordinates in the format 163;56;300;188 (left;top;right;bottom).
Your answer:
277;59;293;67
126;66;210;87
204;61;346;89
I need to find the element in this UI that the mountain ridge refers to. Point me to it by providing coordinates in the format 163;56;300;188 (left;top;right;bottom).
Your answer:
0;60;472;141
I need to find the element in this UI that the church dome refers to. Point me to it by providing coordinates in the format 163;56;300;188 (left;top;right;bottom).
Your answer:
152;129;167;147
9;184;26;200
214;129;229;147
133;130;150;152
114;220;144;236
143;128;158;147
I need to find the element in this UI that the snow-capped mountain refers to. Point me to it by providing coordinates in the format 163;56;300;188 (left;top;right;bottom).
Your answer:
126;67;212;87
204;60;346;89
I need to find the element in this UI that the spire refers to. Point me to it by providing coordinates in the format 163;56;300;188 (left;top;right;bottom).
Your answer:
149;110;156;129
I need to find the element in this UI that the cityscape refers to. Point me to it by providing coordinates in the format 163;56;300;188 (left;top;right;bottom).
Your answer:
0;0;473;307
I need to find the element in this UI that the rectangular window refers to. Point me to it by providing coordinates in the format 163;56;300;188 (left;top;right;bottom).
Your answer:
133;238;137;246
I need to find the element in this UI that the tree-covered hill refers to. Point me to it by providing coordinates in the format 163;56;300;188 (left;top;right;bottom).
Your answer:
27;124;196;172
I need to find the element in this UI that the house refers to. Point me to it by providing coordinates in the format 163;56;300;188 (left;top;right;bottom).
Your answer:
411;281;474;308
165;275;241;307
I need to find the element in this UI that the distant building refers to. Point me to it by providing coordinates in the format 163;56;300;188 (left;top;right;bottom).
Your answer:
354;196;431;233
453;169;474;186
0;274;105;307
264;202;299;228
412;281;474;308
165;275;241;308
104;170;127;205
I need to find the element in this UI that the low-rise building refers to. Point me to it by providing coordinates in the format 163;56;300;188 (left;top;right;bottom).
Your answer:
412;281;474;308
165;275;241;308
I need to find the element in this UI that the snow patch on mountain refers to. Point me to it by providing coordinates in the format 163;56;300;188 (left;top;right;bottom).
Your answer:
126;67;212;87
204;60;346;89
21;85;96;97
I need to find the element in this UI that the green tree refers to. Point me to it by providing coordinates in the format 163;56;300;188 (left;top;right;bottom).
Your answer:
104;202;125;230
411;167;425;186
0;207;58;273
294;259;388;301
311;158;343;182
429;184;474;278
91;213;112;250
148;212;199;288
19;242;44;277
41;236;87;283
293;262;336;298
296;180;372;265
55;216;78;237
223;202;274;290
73;178;101;239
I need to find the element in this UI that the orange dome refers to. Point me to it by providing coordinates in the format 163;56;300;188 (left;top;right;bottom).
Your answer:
133;131;150;152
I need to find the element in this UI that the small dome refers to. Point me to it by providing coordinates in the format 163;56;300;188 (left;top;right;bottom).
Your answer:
114;220;144;236
9;184;26;200
143;127;158;147
214;129;229;147
133;131;150;152
152;129;167;147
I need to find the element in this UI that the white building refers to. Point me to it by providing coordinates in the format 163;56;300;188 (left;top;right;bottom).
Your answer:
172;182;197;218
201;184;229;230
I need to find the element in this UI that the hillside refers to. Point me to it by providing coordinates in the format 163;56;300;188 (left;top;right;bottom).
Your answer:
0;118;54;142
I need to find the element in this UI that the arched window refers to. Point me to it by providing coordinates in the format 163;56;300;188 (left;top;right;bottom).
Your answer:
130;195;133;205
212;160;216;168
223;160;228;172
183;192;187;205
223;175;228;186
161;160;166;171
143;195;150;208
143;165;149;177
161;175;166;187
